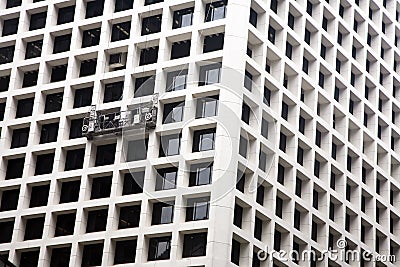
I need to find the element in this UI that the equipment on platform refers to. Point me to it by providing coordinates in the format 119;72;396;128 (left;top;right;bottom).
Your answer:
82;94;158;140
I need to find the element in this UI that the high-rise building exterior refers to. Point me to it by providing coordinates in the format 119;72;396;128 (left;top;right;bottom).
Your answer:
1;0;400;266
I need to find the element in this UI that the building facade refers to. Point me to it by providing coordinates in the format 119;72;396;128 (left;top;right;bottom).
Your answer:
0;0;400;266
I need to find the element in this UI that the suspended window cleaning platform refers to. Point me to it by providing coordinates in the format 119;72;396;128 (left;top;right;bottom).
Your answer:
82;94;158;140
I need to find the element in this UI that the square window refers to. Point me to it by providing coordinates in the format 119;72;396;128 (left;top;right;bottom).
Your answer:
199;63;221;85
123;172;144;195
111;21;131;42
152;202;174;225
81;243;103;267
166;70;187;91
65;148;85;171
0;188;19;211
163;101;184;123
126;139;148;161
79;59;97;77
50;64;68;82
118;205;141;229
29;12;47;31
115;0;134;12
144;0;163;5
159;134;181;157
29;184;49;208
57;6;75;25
53;34;72;54
6;0;22;8
11;127;30;148
22;70;39;88
189;162;213;186
54;213;76;236
25;39;43;59
35;153;55;175
148;236;171;261
74;87;93;108
114;239;137;264
69;118;84;139
186;197;210;221
6;157;25;179
2;18;19;36
0;45;15;64
90;176;112;199
95;143;116;166
19;250;39;267
82;28;101;48
203;34;224;53
205;0;227;22
50;247;71;267
0;220;14;243
134;75;155;97
141;15;162;35
44;92;64;113
59;180;80;203
139;47;159;65
0;75;10;92
104;81;123;103
182;232;207;258
86;209;108;233
24;217;45;240
40;122;59;143
195;96;218;118
155;167;178;191
192;128;216;152
172;8;193;29
86;0;105;18
171;40;191;59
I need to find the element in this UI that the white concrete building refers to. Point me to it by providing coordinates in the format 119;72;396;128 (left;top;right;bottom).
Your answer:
0;0;400;266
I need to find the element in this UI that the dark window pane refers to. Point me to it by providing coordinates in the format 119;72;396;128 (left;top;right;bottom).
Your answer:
29;12;47;31
115;0;134;12
86;209;108;232
40;123;59;143
20;250;39;267
25;39;43;59
144;0;163;5
54;213;76;236
95;143;116;166
81;243;103;267
118;205;141;229
123;172;144;195
90;176;112;199
22;70;39;88
35;153;55;175
152;202;174;225
134;75;155;97
79;59;97;77
205;0;227;22
69;118;84;139
111;21;131;41
114;240;137;264
24;217;45;240
2;18;19;36
203;34;224;53
189;163;213;186
0;45;15;64
104;81;123;103
0;220;14;243
159;134;181;157
74;87;93;108
139;47;159;65
126;139;148;161
163;102;184;123
171;40;191;59
44;92;63;113
6;0;22;8
29;184;50;208
148;236;171;261
51;65;68;82
0;75;10;92
53;34;72;53
141;15;162;35
86;0;105;18
192;128;216;152
166;70;187;91
82;28;101;48
155;167;178;190
65;148;85;171
6;158;24;179
186;198;209;221
50;247;71;267
182;232;207;258
11;127;30;148
60;180;80;203
0;189;20;211
57;6;75;25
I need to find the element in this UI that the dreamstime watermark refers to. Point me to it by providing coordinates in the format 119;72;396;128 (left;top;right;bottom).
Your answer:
256;239;396;263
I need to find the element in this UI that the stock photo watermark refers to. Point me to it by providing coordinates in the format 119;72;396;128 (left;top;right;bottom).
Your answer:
256;239;396;263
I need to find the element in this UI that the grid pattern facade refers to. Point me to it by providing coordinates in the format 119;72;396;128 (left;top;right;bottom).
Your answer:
1;0;400;266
